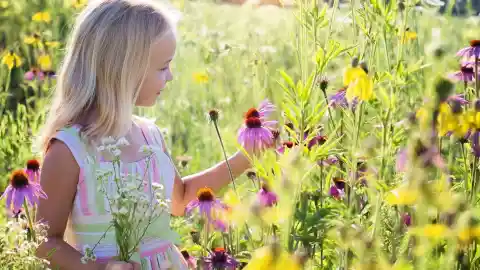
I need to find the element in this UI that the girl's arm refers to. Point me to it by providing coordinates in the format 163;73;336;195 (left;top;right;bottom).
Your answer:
35;141;106;270
170;150;251;216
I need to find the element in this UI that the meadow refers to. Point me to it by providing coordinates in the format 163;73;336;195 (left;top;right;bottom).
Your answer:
1;0;480;269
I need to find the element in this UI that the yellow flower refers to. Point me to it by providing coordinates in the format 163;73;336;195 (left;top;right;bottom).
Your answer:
401;29;417;44
32;11;51;23
243;245;301;270
437;102;469;137
411;224;449;239
0;1;8;8
24;34;41;46
45;41;60;48
385;186;419;205
37;55;52;70
458;227;480;243
193;72;209;83
2;51;22;69
344;66;374;102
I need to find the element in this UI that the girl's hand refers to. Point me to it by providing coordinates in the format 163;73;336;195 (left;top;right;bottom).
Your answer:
100;261;141;270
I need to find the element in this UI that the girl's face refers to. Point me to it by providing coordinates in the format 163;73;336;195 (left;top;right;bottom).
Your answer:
135;30;176;107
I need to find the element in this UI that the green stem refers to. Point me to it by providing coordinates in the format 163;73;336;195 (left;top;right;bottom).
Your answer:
212;120;236;191
23;200;36;242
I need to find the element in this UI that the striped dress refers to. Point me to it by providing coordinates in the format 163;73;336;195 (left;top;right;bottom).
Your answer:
53;118;189;269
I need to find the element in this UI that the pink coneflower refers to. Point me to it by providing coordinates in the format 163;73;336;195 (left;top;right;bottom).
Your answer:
238;107;275;152
186;187;227;222
257;183;278;207
258;98;276;120
449;65;476;83
26;159;41;183
1;169;47;213
277;141;295;154
181;250;198;270
329;88;358;110
202;248;238;270
307;135;327;150
403;213;412;227
24;67;44;81
318;155;339;167
447;93;469;104
329;177;345;199
456;40;480;58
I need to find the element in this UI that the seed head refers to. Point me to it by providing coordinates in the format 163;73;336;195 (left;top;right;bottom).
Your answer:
208;109;220;123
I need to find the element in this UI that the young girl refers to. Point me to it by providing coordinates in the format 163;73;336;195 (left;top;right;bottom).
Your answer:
35;0;256;269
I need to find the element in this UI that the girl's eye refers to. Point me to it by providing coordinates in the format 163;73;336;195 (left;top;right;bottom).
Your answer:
160;66;169;71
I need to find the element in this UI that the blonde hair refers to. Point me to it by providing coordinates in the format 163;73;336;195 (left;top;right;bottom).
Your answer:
37;0;176;154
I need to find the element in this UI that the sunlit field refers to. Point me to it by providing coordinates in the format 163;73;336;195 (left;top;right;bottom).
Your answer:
1;0;480;269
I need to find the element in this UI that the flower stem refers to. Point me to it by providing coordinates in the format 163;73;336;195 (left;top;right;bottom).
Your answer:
23;200;36;242
212;120;237;191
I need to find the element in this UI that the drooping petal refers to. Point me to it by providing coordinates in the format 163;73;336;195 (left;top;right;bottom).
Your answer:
2;186;13;209
13;188;25;212
185;200;200;214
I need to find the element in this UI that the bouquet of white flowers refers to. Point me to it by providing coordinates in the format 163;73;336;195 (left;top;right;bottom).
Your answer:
82;137;171;263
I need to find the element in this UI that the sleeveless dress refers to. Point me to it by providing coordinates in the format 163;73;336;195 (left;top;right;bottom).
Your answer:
52;118;189;270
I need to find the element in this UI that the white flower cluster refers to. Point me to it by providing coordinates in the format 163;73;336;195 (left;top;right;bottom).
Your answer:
86;136;170;261
0;220;50;269
80;245;96;264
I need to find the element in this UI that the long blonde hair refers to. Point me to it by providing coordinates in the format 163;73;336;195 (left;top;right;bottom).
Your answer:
37;0;176;154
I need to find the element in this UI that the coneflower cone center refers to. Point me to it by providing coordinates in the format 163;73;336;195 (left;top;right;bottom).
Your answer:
470;40;480;47
245;108;260;118
197;188;215;202
181;250;190;259
213;251;227;263
27;160;40;171
245;117;262;128
283;141;294;148
10;170;29;188
461;66;474;73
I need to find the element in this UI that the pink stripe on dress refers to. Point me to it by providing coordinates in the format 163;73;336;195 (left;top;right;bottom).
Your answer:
150;256;160;270
78;168;92;216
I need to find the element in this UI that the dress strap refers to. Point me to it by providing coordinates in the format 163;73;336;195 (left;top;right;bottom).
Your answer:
50;125;89;168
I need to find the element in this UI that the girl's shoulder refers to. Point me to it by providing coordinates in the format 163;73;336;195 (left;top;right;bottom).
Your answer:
133;115;167;150
49;124;88;167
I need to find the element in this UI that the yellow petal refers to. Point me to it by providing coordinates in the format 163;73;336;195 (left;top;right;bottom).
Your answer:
45;41;60;48
193;72;208;83
343;66;366;86
243;246;301;270
37;55;52;70
385;187;418;205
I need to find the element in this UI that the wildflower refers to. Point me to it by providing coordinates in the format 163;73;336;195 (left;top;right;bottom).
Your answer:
307;135;327;150
258;98;276;120
449;63;476;83
470;130;480;157
24;33;42;46
257;182;278;207
421;224;449;239
45;41;60;48
329;177;345;199
26;159;41;183
186;187;227;222
403;213;412;227
208;109;220;123
32;11;51;23
400;28;417;44
385;185;419;205
1;169;47;213
37;54;52;71
317;155;339;167
344;59;374;102
193;72;208;83
237;106;276;152
328;88;358;109
24;67;45;81
202;248;238;270
181;250;198;269
456;40;480;59
318;77;329;91
447;94;469;105
1;51;22;69
244;244;301;270
72;0;88;9
277;141;295;154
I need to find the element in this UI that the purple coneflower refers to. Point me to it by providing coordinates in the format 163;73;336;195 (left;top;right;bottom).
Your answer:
203;248;238;270
449;64;476;83
329;88;358;110
277;141;295;154
329;177;345;199
403;213;412;227
257;183;278;207
258;98;276;120
26;159;41;183
186;187;227;222
317;155;339;167
238;107;276;152
447;93;469;105
24;67;44;81
181;250;198;270
307;135;327;150
397;141;446;171
456;40;480;59
470;130;480;157
1;169;47;213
